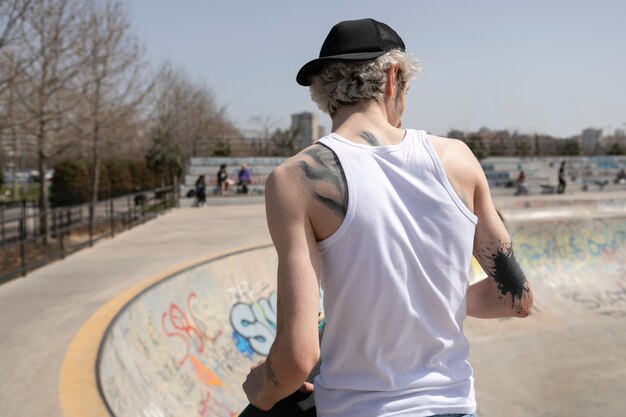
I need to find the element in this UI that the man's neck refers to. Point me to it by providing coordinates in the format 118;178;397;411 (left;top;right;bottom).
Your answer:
330;101;404;146
331;101;388;131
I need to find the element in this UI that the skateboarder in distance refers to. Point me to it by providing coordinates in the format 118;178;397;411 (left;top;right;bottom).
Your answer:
243;18;533;417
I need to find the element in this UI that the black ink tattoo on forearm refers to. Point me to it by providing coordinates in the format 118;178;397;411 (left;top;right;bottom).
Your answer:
299;144;348;218
359;131;382;146
478;241;531;313
265;357;280;387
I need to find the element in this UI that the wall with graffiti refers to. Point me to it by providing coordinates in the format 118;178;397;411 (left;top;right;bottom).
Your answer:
98;245;280;417
508;216;626;319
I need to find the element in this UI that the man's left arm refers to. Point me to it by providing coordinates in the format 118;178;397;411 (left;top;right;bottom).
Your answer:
242;162;321;410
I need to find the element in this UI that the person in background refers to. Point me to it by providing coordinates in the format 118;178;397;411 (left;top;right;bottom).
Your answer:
557;161;567;194
243;18;532;417
515;170;528;195
238;163;252;194
195;175;206;206
614;168;626;185
217;164;229;195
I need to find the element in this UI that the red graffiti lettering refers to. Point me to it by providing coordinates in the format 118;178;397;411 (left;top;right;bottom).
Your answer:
161;292;222;366
199;390;237;417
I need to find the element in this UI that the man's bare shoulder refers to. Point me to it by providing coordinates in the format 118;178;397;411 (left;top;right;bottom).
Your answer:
269;144;331;183
426;134;481;170
427;134;473;156
268;143;348;224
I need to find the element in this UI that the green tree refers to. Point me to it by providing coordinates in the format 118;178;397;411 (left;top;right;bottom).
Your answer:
607;143;625;156
465;134;487;160
103;160;133;197
447;129;465;140
515;141;533;157
560;139;580;156
271;127;298;156
50;159;91;207
146;124;183;188
127;160;157;190
213;141;231;156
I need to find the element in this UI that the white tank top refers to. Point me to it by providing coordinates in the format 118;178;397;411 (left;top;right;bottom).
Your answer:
314;129;478;417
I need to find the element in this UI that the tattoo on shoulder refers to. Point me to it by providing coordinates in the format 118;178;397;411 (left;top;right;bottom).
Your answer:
265;357;280;387
359;131;382;146
299;144;348;218
478;241;531;314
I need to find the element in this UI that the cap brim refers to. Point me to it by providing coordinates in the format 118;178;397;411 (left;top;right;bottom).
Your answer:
296;51;386;86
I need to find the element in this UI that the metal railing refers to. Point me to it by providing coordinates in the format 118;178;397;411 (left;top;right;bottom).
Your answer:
0;186;175;284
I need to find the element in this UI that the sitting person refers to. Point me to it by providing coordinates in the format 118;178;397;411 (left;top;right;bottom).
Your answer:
195;175;206;206
238;163;252;194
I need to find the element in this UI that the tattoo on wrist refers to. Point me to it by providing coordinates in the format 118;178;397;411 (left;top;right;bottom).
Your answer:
299;144;348;217
266;358;280;387
479;241;531;312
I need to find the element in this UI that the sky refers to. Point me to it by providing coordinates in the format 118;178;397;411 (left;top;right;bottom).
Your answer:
126;0;626;138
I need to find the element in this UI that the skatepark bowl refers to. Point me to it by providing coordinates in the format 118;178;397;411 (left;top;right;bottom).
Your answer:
60;194;626;417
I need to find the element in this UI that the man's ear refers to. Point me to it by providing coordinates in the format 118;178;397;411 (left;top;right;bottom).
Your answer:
385;65;399;98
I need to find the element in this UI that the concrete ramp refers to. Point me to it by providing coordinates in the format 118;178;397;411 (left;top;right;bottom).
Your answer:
510;217;626;320
97;245;279;417
466;195;626;417
499;195;626;321
93;195;626;417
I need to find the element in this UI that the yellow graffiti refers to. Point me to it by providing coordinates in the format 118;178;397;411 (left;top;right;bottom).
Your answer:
469;257;487;282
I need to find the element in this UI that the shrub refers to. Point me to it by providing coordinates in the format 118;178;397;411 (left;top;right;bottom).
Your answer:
103;160;133;197
50;160;91;207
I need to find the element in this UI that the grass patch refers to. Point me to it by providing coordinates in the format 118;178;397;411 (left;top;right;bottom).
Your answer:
0;184;41;202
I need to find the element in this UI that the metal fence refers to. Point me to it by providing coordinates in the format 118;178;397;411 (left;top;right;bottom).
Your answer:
0;186;175;284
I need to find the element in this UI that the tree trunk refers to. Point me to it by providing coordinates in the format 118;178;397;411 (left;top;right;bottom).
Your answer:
91;82;101;206
37;132;49;242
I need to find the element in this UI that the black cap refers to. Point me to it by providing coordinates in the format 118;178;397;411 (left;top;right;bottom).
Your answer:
296;18;405;86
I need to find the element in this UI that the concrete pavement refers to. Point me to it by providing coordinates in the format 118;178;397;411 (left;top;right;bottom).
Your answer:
0;204;271;417
2;190;626;417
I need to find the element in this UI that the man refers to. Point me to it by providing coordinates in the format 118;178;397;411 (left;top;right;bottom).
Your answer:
557;161;567;194
243;18;533;417
217;163;229;195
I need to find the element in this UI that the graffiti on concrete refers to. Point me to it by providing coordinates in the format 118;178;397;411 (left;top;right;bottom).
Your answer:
99;246;280;417
510;218;626;318
230;291;278;358
512;220;626;276
199;389;239;417
161;291;222;367
160;291;239;416
570;287;626;318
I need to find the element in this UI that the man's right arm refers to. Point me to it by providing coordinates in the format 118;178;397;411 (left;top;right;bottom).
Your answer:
465;150;533;318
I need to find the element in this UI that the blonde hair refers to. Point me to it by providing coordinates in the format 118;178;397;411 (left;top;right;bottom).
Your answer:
309;50;421;116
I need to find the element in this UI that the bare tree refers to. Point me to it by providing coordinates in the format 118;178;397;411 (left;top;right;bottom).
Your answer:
248;114;279;143
15;0;84;239
0;0;32;95
150;63;237;162
74;0;150;206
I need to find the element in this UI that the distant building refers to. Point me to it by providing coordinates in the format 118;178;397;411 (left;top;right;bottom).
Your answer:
581;128;602;155
291;112;319;150
318;125;327;139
